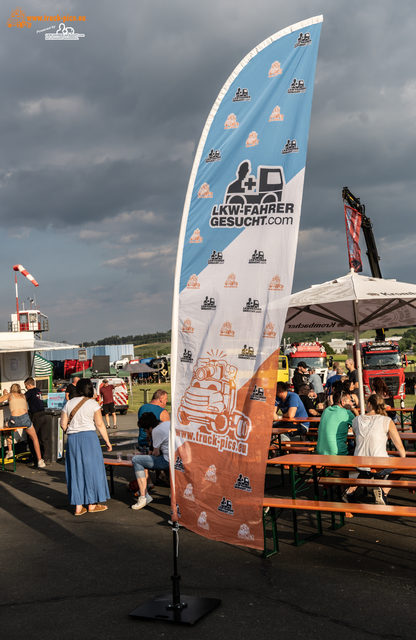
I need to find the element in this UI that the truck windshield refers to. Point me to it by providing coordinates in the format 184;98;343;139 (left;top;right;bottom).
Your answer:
363;353;402;370
290;357;326;368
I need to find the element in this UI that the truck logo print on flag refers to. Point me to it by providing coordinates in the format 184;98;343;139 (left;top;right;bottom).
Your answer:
189;229;203;243
243;298;262;313
282;139;299;154
268;61;282;77
198;183;213;198
220;321;235;337
209;159;295;229
263;323;276;338
174;456;185;472
205;149;221;163
238;524;254;541
224;274;238;288
269;275;284;290
181;319;194;333
234;474;252;492
288;79;306;94
180;349;193;363
250;385;266;402
208;159;296;232
238;345;256;360
198;512;209;530
218;497;234;515
183;484;195;501
269;106;284;122
201;296;216;310
224;113;239;129
208;250;224;265
233;87;251;102
187;275;200;289
249;250;266;264
245;131;259;147
205;464;217;482
177;350;251;453
294;32;312;47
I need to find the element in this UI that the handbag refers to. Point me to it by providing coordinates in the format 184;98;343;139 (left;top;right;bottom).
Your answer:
66;397;89;426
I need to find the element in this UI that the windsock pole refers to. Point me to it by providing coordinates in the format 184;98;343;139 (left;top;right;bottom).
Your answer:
13;265;39;332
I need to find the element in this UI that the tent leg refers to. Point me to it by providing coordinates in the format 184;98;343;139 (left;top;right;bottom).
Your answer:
353;324;365;415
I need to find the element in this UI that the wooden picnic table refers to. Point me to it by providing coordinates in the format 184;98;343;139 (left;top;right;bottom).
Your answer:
103;456;133;494
265;453;416;548
275;416;321;423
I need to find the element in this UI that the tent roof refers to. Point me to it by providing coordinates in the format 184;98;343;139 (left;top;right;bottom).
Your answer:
0;333;79;354
284;271;416;333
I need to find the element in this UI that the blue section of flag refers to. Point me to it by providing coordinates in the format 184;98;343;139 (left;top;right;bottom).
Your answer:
180;21;322;291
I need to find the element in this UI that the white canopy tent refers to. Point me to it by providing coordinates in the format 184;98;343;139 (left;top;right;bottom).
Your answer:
284;271;416;413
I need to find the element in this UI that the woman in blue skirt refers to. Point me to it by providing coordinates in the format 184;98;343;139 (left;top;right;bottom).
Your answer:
61;378;112;516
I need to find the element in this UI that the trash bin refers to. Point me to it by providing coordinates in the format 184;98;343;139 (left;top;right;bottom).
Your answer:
44;408;64;461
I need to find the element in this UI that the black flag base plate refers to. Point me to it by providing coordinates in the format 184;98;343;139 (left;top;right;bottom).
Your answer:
129;593;221;625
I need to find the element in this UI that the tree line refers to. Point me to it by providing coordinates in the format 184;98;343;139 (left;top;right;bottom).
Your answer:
83;330;171;347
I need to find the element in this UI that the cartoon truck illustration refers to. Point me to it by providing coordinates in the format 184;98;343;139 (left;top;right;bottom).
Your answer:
225;160;285;206
177;356;251;439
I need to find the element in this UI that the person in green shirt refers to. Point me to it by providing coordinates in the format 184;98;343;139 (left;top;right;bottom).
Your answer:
316;391;357;456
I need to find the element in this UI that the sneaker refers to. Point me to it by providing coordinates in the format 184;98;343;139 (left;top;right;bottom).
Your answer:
38;459;46;468
132;496;147;510
5;451;13;459
373;487;388;505
146;493;153;505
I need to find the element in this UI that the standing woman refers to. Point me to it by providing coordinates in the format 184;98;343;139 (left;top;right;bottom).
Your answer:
61;378;112;516
1;384;45;467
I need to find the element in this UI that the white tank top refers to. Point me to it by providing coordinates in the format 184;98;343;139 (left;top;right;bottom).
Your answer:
352;414;391;470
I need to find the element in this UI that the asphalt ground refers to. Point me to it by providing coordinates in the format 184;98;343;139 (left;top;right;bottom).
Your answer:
2;414;416;640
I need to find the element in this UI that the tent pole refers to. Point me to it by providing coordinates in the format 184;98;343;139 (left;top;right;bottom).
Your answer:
354;325;365;415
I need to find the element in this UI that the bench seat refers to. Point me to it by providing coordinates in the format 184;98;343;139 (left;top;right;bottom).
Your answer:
263;496;416;517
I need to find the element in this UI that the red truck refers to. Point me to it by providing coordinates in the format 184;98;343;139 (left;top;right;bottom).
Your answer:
349;340;407;399
284;341;328;385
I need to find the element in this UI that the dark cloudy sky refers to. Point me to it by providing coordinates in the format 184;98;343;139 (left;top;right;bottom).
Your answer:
1;0;414;343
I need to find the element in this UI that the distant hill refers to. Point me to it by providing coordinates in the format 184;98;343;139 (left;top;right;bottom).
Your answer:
134;342;171;359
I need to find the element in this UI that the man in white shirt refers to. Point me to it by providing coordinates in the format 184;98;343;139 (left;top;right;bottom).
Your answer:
131;412;170;510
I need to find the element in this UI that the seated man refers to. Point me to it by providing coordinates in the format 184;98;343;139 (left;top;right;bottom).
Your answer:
316;390;356;456
137;389;170;452
299;384;320;417
274;381;309;439
131;412;170;510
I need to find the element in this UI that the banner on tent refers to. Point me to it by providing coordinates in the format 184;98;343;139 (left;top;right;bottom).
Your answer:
171;16;323;549
344;205;363;273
